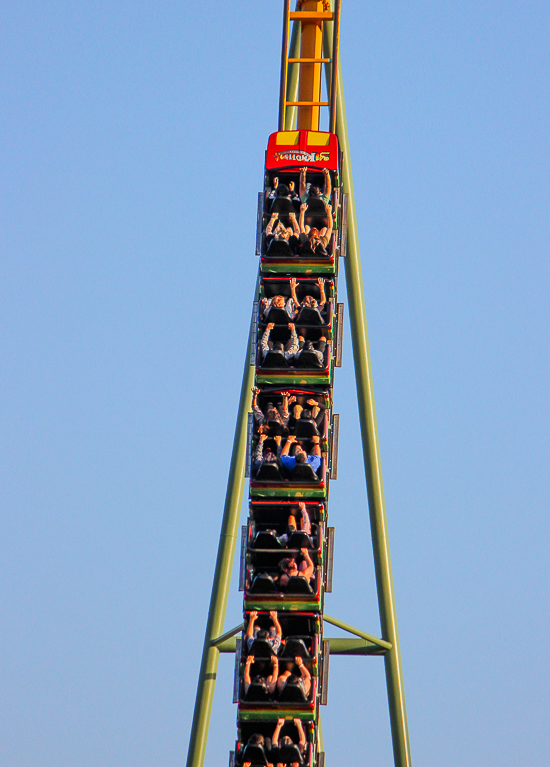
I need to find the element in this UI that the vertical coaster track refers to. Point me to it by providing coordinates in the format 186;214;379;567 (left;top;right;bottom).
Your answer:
187;3;412;766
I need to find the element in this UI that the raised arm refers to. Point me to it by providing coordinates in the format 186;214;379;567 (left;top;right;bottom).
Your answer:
289;212;300;237
252;387;264;422
299;548;314;581
281;391;290;421
254;433;268;464
294;719;306;750
285;323;299;357
299;203;307;234
310;435;321;457
266;214;277;235
244;654;254;692
324;203;333;240
268;176;279;199
299;167;307;199
296;656;311;696
317;277;326;306
281;393;296;427
315;401;325;428
261;323;274;356
266;655;279;694
272;719;285;749
281;435;296;457
298;502;311;535
306;398;320;421
246;611;258;643
289;277;299;306
322;168;332;201
269;610;282;640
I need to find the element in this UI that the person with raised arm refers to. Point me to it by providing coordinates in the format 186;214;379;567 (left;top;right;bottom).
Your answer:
298;203;333;257
278;547;315;589
299;166;331;205
253;433;283;476
265;212;300;257
245;610;283;654
289;276;328;323
276;656;312;698
260;323;299;364
272;718;307;766
290;398;325;433
277;502;312;547
244;653;279;697
280;434;321;474
294;331;327;367
269;177;301;210
252;387;294;432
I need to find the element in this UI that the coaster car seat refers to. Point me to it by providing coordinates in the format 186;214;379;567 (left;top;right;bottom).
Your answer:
294;350;323;369
305;197;326;217
296;306;324;325
253;531;282;549
270;197;295;217
261;351;290;369
244;679;270;702
286;531;312;549
266;239;293;258
290;463;320;482
240;744;268;766
280;637;311;659
276;744;304;765
249;573;278;594
266;419;288;436
255;462;283;481
294;419;319;438
248;638;275;658
284;576;314;595
264;306;292;324
278;679;307;703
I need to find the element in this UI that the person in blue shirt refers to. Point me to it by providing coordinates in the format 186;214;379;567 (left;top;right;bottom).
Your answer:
280;434;321;474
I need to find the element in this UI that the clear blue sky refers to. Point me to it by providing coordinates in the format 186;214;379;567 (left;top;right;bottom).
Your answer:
1;1;549;765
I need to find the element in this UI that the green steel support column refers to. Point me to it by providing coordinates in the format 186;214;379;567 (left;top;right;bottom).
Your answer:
284;18;301;131
323;17;412;767
186;280;258;767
